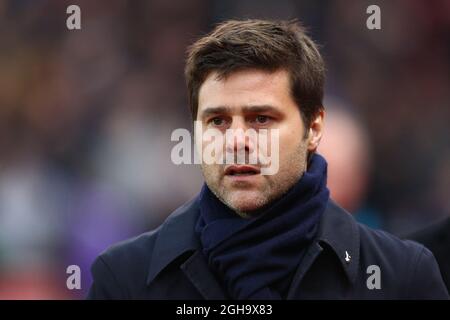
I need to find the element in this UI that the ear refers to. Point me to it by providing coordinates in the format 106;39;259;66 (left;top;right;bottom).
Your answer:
307;109;325;152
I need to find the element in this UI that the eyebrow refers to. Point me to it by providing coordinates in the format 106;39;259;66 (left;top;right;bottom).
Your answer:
199;105;283;119
199;106;231;119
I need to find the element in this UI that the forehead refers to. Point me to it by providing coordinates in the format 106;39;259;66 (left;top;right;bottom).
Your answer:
197;68;293;112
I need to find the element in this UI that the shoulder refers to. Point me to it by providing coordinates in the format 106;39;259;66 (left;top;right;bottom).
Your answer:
358;222;425;262
323;201;447;298
355;214;449;298
87;197;200;299
324;201;428;264
99;228;160;273
87;228;161;299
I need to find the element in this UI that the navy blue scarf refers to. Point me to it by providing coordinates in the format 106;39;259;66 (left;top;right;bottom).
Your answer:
195;154;330;300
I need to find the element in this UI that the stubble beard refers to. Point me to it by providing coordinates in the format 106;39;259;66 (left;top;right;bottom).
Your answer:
201;140;309;218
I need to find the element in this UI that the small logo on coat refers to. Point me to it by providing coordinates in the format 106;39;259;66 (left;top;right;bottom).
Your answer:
345;251;351;263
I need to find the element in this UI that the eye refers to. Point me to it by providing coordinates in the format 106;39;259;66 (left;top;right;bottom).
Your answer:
209;117;226;126
254;115;271;124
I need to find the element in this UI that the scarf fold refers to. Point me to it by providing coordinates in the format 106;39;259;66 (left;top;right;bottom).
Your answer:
195;153;330;300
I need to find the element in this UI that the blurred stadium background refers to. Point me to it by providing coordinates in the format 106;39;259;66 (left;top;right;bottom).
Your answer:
0;0;449;299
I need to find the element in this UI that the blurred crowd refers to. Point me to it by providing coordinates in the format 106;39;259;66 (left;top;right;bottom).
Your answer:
0;0;449;298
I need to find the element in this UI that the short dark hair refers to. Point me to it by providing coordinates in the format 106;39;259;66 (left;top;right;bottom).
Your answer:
185;19;325;128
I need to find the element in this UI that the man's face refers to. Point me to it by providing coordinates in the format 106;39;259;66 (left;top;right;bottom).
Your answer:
196;68;321;216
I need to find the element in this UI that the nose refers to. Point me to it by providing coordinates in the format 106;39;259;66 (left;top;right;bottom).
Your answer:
225;117;256;155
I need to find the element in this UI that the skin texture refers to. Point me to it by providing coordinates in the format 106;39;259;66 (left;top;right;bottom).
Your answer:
196;68;324;217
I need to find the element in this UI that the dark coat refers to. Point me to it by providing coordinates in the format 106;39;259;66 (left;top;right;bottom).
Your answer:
407;217;450;293
87;199;449;299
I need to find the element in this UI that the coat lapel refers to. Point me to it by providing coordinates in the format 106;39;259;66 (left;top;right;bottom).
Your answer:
286;200;360;298
180;250;228;299
146;197;228;299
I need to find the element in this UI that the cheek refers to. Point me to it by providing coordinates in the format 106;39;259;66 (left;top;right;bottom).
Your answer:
279;115;306;143
276;132;308;174
202;163;220;174
278;130;303;155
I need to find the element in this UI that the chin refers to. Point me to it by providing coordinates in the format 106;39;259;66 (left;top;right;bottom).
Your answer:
233;203;261;213
225;191;267;214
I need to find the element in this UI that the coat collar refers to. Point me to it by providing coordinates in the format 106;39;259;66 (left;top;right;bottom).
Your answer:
316;200;360;285
146;197;200;285
146;196;360;290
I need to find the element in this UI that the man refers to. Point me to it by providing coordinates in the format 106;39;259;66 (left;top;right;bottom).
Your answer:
87;19;448;299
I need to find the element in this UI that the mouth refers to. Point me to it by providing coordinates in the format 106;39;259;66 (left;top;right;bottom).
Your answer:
224;165;261;177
